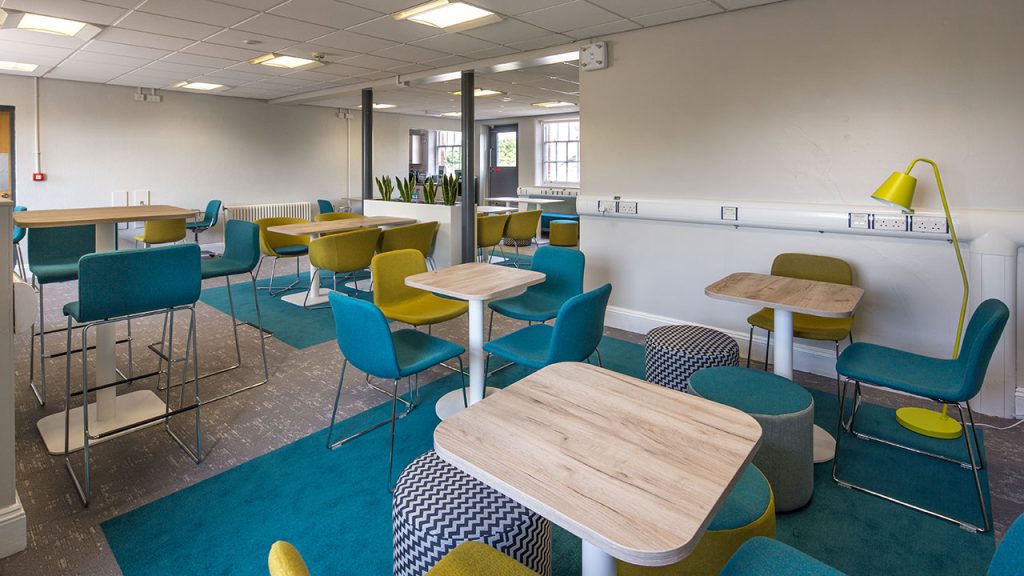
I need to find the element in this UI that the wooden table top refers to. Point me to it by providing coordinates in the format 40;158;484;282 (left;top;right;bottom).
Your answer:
405;262;544;301
487;196;564;204
705;272;863;318
435;362;762;567
13;205;198;228
477;205;517;214
267;215;416;236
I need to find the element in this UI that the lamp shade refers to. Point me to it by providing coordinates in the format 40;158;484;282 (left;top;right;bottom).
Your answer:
872;171;917;212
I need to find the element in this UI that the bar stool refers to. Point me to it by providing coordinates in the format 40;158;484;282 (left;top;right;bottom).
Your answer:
62;244;203;506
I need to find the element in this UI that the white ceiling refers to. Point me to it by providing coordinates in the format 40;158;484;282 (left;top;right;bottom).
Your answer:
0;0;785;118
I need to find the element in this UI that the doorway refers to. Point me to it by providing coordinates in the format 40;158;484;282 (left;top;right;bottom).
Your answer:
487;124;518;198
0;106;13;202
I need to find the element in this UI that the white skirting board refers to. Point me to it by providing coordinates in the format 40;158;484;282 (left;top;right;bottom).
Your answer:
0;494;26;559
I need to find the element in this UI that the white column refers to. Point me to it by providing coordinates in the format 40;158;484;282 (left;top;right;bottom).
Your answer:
968;233;1019;418
0;204;27;558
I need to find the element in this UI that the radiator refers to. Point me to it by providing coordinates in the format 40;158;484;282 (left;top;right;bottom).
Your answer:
225;201;313;222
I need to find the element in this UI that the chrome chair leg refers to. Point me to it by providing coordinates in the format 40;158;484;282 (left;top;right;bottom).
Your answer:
387;377;400;492
594;347;604;367
15;243;27;281
31;283;46;406
327;361;414;451
746;326;755;368
763;330;771;371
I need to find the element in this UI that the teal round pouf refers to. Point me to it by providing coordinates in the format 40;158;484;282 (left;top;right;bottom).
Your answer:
690;366;814;512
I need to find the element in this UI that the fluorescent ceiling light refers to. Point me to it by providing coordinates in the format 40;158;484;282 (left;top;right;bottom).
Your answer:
249;53;319;69
394;1;501;31
0;9;102;40
357;103;397;109
450;88;502;97
0;61;38;72
532;101;576;108
440;111;462;117
174;81;226;91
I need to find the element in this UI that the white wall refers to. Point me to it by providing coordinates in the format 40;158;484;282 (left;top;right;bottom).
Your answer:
580;0;1024;411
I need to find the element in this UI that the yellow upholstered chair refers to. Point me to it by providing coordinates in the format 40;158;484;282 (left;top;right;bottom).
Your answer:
308;227;380;306
503;209;542;267
134;219;186;247
476;214;509;262
268;541;310;576
747;253;855;369
428;541;539;576
255;217;310;296
379;221;439;269
372;249;467;327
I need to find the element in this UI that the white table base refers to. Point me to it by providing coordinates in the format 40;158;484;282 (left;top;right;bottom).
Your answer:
280;267;327;307
37;390;166;455
773;309;835;463
435;386;500;421
435;299;490;420
582;541;616;576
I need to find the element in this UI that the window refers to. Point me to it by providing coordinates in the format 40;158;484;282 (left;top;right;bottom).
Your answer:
435;130;462;176
541;119;580;185
495;130;516;167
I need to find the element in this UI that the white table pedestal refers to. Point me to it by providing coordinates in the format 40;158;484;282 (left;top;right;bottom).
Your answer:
436;299;492;420
582;541;616;576
281;267;328;307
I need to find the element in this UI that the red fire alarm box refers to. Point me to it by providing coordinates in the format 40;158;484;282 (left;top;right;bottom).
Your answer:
32;173;46;181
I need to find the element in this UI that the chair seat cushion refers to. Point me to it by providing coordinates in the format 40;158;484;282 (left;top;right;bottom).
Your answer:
489;293;563;322
690;366;812;416
427;542;539;576
62;301;83;322
483;324;553;369
721;537;845;576
274;244;309;256
392;329;465;377
710;465;772;531
836;342;961;400
381;295;468;326
747;308;853;342
186;222;210;231
30;261;79;284
201;257;253;279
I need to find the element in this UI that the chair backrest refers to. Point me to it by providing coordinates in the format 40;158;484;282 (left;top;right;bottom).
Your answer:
314;212;360;223
379;221;439;259
310;227;381;274
141;219;187;245
76;244;201;322
371;249;427;310
771;253;853;285
505;210;543;241
222;219;261;272
527;246;584;302
12;206;26;244
317;199;334;215
201;200;222;227
477;214;509;248
268;541;311;576
328;291;401;380
28;224;96;268
989;513;1024;576
255;217;310;256
547;283;613;364
952;298;1010;401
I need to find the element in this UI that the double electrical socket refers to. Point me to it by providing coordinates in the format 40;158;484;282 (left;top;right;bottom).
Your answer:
597;200;638;215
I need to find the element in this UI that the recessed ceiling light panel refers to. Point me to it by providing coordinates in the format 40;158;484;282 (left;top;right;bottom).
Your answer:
0;9;101;40
394;0;501;32
0;61;38;72
173;81;229;92
249;53;322;70
357;103;397;109
440;111;462;117
450;88;502;97
532;101;576;108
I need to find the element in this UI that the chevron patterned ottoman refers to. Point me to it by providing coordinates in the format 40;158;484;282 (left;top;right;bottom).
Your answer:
393;451;552;576
645;325;740;391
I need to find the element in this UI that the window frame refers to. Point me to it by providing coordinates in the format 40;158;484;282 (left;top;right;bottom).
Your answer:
539;117;580;187
434;129;462;177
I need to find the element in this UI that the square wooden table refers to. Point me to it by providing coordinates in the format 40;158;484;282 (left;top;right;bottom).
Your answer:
705;272;864;462
405;263;544;419
435;362;763;575
15;205;199;455
267;215;415;307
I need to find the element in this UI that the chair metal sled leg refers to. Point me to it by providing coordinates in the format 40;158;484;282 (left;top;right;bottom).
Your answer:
326;361;415;451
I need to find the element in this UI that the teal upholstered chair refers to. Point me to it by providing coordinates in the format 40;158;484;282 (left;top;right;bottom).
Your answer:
488;246;584;339
483;283;611;374
989;513;1024;576
833;298;1009;533
326;291;466;488
186;199;222;255
197;220;269;401
63;244;204;505
27;224;97;406
12;205;27;279
317;199;334;215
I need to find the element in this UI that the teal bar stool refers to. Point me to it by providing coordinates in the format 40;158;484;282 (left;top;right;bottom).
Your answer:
317;199;334;214
325;291;466;489
12;205;26;279
63;244;203;506
186;199;222;256
833;298;1009;533
483;283;611;375
27;224;97;406
488;246;585;339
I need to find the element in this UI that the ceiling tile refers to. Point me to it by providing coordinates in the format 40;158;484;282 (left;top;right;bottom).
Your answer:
314;30;398;52
0;28;86;50
410;33;498;55
337;53;407;71
64;50;149;67
466;0;571;16
467;45;517;59
269;0;380;29
316;62;377;77
163;52;241;68
340;0;420;13
0;39;76;64
277;43;359;61
282;69;342;81
137;0;258;27
564;18;639;39
95;27;195;50
347;16;443;43
225;61;285;76
205;29;297;52
233;14;336;42
108;75;172;88
387;62;429;74
47;62;137;82
372;43;448;64
504;34;572;51
84;39;172;59
716;0;785;9
116;12;223;41
585;0;699;18
196;68;269;81
144;60;219;75
518;1;620;33
632;1;723;26
181;42;265;61
462;19;553;44
207;0;281;9
89;0;145;8
3;0;128;25
420;54;470;68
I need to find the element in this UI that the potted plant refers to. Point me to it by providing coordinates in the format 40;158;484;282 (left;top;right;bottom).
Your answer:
375;175;394;201
363;172;463;268
396;175;415;203
421;177;438;205
441;174;460;206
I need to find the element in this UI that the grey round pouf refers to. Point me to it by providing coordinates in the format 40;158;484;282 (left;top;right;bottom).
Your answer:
393;450;552;576
690;366;814;512
645;325;740;391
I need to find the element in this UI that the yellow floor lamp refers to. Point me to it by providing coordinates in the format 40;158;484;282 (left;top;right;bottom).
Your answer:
871;157;967;439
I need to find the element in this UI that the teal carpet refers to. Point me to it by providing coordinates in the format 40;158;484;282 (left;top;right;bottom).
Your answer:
102;337;994;576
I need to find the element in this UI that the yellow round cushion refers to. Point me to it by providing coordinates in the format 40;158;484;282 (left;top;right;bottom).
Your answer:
268;541;311;576
427;541;539;576
549;220;579;247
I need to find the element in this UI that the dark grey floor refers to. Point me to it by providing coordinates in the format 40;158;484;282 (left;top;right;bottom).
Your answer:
1;257;1022;575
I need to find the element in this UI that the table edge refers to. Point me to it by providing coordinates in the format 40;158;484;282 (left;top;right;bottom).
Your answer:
705;272;863;318
405;267;546;301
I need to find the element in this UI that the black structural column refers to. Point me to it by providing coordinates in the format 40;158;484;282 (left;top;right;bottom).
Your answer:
460;70;476;263
361;88;373;202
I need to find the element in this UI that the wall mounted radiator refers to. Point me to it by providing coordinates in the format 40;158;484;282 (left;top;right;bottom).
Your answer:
225;201;313;222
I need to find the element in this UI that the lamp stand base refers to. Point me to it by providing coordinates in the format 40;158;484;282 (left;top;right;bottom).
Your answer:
896;406;963;439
